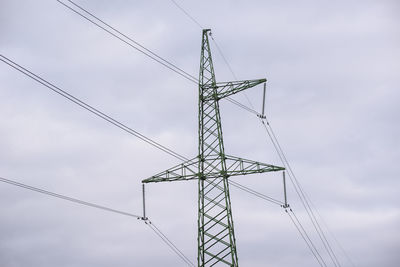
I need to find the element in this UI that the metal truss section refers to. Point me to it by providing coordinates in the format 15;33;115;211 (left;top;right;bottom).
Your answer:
141;29;284;267
202;79;266;101
142;155;284;183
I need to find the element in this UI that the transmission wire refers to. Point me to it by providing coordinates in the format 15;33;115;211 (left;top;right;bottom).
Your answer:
56;0;325;233
170;0;203;29
188;7;342;262
312;204;357;267
166;4;338;264
8;1;345;263
57;0;266;121
56;0;197;84
61;0;347;264
262;119;342;267
145;220;195;266
0;175;195;265
229;180;284;206
285;208;326;267
0;176;142;219
1;54;283;217
0;55;187;162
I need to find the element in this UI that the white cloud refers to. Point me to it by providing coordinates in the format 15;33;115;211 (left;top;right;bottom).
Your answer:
1;0;399;266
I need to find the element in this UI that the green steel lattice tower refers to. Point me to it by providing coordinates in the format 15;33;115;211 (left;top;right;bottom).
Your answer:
142;29;284;266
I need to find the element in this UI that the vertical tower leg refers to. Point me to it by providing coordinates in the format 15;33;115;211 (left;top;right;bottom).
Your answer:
197;29;238;267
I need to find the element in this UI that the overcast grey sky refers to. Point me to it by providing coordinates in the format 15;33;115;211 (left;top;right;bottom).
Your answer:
1;0;399;266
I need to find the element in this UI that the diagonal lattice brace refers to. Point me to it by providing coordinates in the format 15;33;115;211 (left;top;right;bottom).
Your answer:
202;79;266;101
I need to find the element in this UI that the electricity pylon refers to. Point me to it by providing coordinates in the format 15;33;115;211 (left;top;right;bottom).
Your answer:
142;29;284;266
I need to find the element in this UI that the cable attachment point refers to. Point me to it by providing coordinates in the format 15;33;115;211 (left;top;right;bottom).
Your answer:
257;114;267;119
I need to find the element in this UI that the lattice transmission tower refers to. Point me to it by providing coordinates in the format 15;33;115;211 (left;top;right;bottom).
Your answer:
142;29;284;266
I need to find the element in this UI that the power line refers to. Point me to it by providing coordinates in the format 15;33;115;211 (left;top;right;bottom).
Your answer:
0;175;195;266
6;1;344;262
170;0;203;29
1;54;282;214
0;55;187;162
197;24;341;265
58;1;350;265
225;96;261;116
57;0;265;120
0;176;142;219
312;205;357;267
229;180;284;206
262;118;342;267
209;29;346;264
285;208;326;267
145;220;195;266
56;0;198;84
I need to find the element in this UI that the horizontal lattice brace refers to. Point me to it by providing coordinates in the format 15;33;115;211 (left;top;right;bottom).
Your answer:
209;250;233;267
202;127;219;142
202;91;218;100
202;131;219;144
203;156;221;167
202;56;211;66
203;137;219;150
203;98;216;108
204;178;224;195
203;149;220;160
202;136;219;150
202;120;218;135
204;246;232;266
202;68;213;80
203;141;220;155
205;245;232;266
203;228;231;248
204;191;226;213
203;210;229;230
202;109;217;123
202;114;218;129
203;207;228;229
204;213;229;234
203;128;219;142
201;75;213;86
204;232;230;253
203;162;223;177
202;123;218;135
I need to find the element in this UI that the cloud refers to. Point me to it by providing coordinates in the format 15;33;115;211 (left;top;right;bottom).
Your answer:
1;0;399;266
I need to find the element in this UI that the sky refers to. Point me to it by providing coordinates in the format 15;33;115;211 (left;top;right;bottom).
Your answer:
1;0;399;266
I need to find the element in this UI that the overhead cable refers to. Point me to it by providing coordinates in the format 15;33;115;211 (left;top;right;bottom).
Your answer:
1;54;281;214
0;176;142;219
0;55;187;162
312;205;357;267
59;0;345;264
285;208;326;267
145;220;195;266
262;119;342;267
176;2;343;260
170;0;203;29
57;0;264;120
0;175;195;266
56;0;198;84
229;180;284;206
